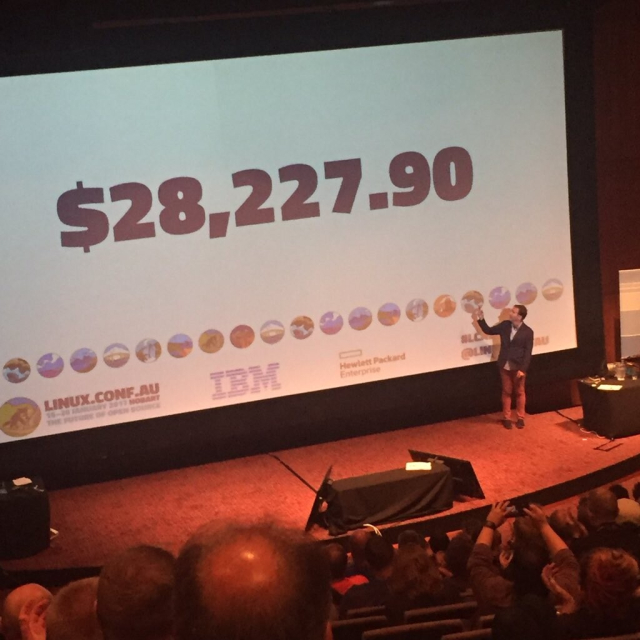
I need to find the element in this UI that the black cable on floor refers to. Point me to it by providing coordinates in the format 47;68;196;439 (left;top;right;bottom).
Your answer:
555;409;610;439
554;409;582;425
267;453;317;492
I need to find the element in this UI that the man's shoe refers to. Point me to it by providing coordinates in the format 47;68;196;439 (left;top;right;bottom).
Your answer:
516;418;525;429
502;419;513;430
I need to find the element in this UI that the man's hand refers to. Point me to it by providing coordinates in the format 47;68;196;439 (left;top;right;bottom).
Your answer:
565;507;588;539
486;501;511;529
475;308;484;321
516;370;526;379
499;548;514;570
542;563;578;615
523;504;548;530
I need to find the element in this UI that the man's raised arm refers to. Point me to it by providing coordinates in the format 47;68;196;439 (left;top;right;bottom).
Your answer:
474;308;500;335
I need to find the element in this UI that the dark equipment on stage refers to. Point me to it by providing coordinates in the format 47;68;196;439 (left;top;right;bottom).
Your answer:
409;449;485;499
0;476;50;560
304;465;334;532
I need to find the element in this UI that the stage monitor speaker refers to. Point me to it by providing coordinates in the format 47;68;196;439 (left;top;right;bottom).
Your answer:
409;449;485;499
0;477;50;560
304;465;334;532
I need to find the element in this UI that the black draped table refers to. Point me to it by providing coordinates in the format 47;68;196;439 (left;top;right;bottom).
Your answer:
324;462;453;536
578;378;640;438
0;476;50;559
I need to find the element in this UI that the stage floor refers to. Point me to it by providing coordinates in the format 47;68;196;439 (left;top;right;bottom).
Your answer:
4;406;640;572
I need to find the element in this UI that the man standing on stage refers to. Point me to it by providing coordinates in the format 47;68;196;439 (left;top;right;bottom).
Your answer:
475;305;534;430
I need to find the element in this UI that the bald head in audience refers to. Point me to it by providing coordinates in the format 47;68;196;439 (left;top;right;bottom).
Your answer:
0;584;52;640
97;545;175;640
175;522;332;640
47;578;102;640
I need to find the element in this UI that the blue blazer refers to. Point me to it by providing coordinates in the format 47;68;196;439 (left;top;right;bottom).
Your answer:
477;318;534;373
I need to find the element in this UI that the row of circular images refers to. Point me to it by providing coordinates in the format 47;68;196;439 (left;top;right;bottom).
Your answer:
2;279;563;382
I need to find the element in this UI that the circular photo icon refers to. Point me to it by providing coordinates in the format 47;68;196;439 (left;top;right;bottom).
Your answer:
37;353;64;379
378;303;401;326
0;397;42;438
290;316;314;340
489;286;511;309
434;295;456;318
461;291;484;314
542;278;564;301
261;320;285;345
349;307;373;331
199;329;225;354
406;299;429;322
516;282;538;305
103;343;130;369
136;339;162;363
168;334;193;358
319;312;344;335
230;325;255;349
2;358;31;383
70;348;98;373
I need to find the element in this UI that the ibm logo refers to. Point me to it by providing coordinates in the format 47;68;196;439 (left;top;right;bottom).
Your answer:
210;363;281;400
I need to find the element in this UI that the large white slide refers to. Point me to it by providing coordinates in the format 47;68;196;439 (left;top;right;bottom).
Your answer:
0;30;576;441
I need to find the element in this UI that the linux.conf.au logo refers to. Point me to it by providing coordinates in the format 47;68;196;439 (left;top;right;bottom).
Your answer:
0;397;42;437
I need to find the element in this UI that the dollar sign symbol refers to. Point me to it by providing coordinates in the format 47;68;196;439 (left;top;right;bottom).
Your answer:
57;181;109;253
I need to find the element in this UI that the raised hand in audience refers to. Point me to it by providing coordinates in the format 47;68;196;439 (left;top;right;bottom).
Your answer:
565;508;588;538
499;548;513;570
522;503;547;529
542;563;578;615
475;501;511;549
487;501;511;528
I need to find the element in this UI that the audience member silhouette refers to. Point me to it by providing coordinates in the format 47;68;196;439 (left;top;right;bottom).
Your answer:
174;522;332;640
97;545;175;640
0;584;51;640
571;489;640;561
46;578;102;640
386;543;460;623
339;534;395;616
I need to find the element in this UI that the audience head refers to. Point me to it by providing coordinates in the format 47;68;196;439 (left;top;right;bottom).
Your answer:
616;497;640;526
633;482;640;503
427;531;449;555
0;584;52;640
610;484;630;500
326;543;348;581
461;517;484;543
577;496;592;531
585;488;619;528
174;522;332;640
97;544;175;640
47;577;102;640
348;529;372;569
549;506;587;544
388;543;442;600
508;517;549;598
397;530;426;550
444;532;474;579
581;548;640;619
364;534;395;576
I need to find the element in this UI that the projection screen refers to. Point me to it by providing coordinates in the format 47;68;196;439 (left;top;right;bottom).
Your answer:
0;30;577;442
